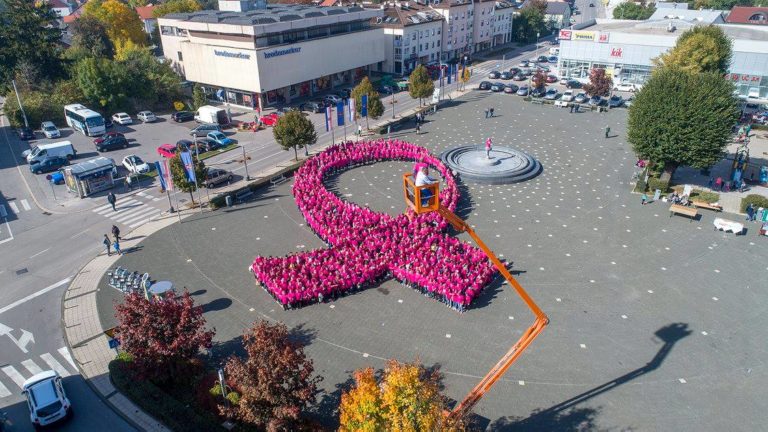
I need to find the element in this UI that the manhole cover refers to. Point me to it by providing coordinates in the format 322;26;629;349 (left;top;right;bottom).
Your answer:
15;268;28;275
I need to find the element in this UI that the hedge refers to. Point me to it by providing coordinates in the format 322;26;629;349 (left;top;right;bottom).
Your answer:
672;187;720;203
740;194;768;212
109;354;224;432
647;177;670;193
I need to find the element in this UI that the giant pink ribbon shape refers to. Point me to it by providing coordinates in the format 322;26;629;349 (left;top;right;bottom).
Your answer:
250;141;497;309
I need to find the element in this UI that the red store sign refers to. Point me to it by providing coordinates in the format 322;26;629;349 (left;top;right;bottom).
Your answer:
610;47;623;58
559;29;572;40
729;73;762;85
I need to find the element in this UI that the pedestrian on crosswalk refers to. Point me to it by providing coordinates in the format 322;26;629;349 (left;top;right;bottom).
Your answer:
103;235;112;256
107;192;117;211
112;225;121;242
113;239;122;255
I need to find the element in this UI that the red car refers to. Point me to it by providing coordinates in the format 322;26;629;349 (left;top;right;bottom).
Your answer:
259;113;281;127
156;144;178;158
546;74;558;83
94;132;124;145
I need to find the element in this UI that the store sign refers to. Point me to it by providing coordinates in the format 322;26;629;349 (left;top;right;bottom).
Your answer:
729;73;761;85
598;32;609;43
610;47;623;58
263;46;302;59
573;31;596;41
559;29;572;40
214;50;251;60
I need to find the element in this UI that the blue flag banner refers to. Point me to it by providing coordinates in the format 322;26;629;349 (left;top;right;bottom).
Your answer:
337;101;345;126
447;64;452;84
180;151;196;184
155;161;167;190
361;94;368;118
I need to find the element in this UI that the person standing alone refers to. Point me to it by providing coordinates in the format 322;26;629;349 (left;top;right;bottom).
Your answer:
485;137;493;159
107;191;117;212
112;225;121;242
103;235;112;256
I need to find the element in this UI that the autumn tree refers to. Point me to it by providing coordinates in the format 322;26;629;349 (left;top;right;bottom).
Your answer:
153;0;202;17
654;25;732;75
583;68;612;97
408;65;435;107
114;291;215;383
83;0;147;55
169;151;207;203
339;360;465;432
273;110;318;160
223;321;321;431
351;77;385;128
531;70;548;90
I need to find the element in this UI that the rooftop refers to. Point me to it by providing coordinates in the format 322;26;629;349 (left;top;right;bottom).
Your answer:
135;5;156;21
585;20;768;41
647;7;725;24
164;4;373;25
725;6;768;25
546;1;570;15
374;2;444;27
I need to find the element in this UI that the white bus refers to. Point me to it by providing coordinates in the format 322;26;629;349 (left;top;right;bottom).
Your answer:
64;104;106;136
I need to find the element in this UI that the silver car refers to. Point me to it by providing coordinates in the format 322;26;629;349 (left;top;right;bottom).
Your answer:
204;168;232;188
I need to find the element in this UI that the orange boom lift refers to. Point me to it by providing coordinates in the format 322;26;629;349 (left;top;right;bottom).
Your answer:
403;173;549;420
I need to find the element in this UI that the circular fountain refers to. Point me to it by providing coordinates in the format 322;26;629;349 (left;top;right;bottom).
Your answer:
439;145;542;184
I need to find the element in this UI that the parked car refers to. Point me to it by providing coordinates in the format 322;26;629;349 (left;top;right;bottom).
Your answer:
544;89;560;100
300;101;325;113
207;131;234;146
573;92;589;103
531;87;546;98
488;70;501;79
537;65;551;73
323;94;343;105
478;81;492;90
122;155;150;174
500;71;513;80
378;85;395;95
490;82;505;92
537;55;549;63
190;123;221;136
17;127;34;140
93;132;124;146
259;113;281;127
516;85;530;96
608;95;625;108
566;80;583;89
157;144;178;158
30;155;68;174
276;106;301;116
548;56;558;63
504;84;520;94
512;74;527;82
560;77;569;85
137;111;157;123
176;139;195;151
588;95;606;106
546;74;558;83
561;89;575;102
519;60;530;67
95;134;128;152
171;111;195;122
103;114;113;128
22;371;72;428
40;121;60;139
112;112;132;125
509;67;521;76
193;138;220;153
613;82;637;92
204;168;233;188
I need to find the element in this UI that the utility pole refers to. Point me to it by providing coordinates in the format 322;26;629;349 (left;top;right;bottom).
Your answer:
11;80;29;128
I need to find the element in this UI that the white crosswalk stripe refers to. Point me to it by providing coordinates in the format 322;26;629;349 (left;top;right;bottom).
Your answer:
0;349;78;397
121;208;161;226
58;347;77;370
92;197;162;228
0;380;10;398
40;353;71;377
1;365;27;389
113;206;159;224
9;202;19;213
22;359;44;376
20;199;31;211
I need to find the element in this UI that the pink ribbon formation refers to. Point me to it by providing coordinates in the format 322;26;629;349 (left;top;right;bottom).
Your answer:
250;140;497;312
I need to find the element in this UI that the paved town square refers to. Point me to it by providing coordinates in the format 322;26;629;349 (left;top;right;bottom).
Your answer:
97;94;768;431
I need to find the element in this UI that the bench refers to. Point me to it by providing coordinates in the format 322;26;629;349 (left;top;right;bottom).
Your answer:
669;204;698;221
235;188;254;203
691;200;722;212
269;174;288;185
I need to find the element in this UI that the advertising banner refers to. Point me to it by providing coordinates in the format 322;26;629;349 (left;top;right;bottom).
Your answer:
573;31;596;41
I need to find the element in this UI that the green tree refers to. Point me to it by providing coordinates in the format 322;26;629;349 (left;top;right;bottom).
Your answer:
273;110;318;160
408;65;434;107
69;15;115;59
169;152;207;203
192;84;207;110
73;57;132;111
153;0;202;17
654;26;732;75
3;80;84;128
613;2;656;20
628;69;739;179
514;5;545;43
0;0;62;88
351;77;384;129
583;68;612;97
119;46;183;108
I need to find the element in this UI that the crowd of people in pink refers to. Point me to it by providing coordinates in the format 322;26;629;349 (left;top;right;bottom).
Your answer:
249;140;497;312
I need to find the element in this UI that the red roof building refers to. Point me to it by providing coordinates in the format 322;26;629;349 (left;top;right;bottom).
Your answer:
726;6;768;25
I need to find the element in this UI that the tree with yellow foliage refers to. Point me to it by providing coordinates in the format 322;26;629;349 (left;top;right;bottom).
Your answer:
339;360;465;432
83;0;146;50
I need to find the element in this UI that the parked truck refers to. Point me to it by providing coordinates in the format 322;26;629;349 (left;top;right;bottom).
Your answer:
194;105;229;125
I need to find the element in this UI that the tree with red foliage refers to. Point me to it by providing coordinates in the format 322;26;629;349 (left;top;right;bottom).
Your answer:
114;291;214;383
531;70;548;90
222;320;321;431
583;68;613;97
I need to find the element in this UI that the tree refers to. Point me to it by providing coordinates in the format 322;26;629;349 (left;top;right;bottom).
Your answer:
654;26;732;75
628;68;739;179
114;291;214;383
83;0;147;50
169;151;207;203
70;15;115;59
613;2;655;20
514;5;545;43
408;65;434;107
0;0;62;88
583;68;612;97
351;77;385;128
73;57;132;111
339;360;465;432
153;0;202;17
531;70;548;90
223;321;321;431
273;110;318;161
192;84;208;110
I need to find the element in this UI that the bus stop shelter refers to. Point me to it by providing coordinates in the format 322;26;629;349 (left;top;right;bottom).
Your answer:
63;157;116;198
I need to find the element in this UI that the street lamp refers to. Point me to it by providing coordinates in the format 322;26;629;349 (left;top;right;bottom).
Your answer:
536;32;540;53
242;143;251;181
217;368;229;409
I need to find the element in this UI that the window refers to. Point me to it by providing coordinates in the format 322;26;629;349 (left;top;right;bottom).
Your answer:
283;30;305;43
267;34;281;45
160;26;174;35
437;29;441;35
437;40;440;47
177;51;183;61
307;26;328;39
330;23;347;35
412;33;417;40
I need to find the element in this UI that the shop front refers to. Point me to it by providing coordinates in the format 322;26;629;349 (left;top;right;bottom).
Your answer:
63;157;116;198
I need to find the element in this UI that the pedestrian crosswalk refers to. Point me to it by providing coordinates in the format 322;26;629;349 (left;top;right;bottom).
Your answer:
0;199;33;217
93;194;163;229
0;348;77;398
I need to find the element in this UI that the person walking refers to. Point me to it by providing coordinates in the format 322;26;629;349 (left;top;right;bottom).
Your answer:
113;238;122;256
112;225;121;242
605;126;611;139
416;122;421;135
570;104;574;113
103;235;112;257
641;193;648;205
485;137;493;159
489;107;495;117
746;203;755;221
715;176;723;191
107;191;117;212
484;108;489;119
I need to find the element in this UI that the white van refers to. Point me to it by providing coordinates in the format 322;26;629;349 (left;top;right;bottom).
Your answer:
23;141;76;164
194;105;229;125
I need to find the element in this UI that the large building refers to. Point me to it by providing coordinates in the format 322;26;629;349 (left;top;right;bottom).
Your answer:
158;0;384;109
376;2;445;75
557;15;768;101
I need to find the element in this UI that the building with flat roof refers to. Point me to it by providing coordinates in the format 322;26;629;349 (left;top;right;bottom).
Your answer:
557;17;768;101
158;0;385;108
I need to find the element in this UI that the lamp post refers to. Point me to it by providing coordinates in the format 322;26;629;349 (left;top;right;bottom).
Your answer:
391;90;396;119
11;80;29;128
536;32;540;54
242;144;251;181
217;368;229;409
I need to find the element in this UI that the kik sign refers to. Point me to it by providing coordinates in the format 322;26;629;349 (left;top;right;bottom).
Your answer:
610;47;623;58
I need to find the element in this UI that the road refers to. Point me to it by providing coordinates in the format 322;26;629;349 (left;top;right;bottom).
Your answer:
0;40;554;430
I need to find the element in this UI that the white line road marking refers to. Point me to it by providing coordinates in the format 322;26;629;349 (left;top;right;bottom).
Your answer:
21;359;43;376
0;217;13;245
40;353;71;377
1;365;27;388
0;277;72;316
9;202;19;213
110;205;152;222
0;380;10;398
29;248;50;259
152;197;163;202
114;206;158;224
136;191;148;197
58;347;77;370
92;202;115;213
69;228;90;239
20;199;31;211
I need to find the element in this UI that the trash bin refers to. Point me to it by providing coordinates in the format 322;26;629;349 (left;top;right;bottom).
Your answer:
225;195;233;207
